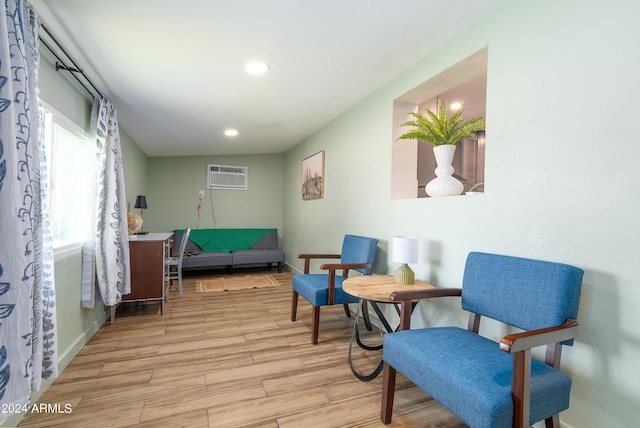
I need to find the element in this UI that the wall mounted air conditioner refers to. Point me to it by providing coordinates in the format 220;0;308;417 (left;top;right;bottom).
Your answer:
207;164;248;190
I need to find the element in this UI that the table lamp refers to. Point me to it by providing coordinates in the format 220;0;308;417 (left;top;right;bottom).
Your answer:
134;195;147;233
393;236;418;284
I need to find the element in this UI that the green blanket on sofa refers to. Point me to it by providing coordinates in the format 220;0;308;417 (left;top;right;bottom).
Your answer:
173;228;276;253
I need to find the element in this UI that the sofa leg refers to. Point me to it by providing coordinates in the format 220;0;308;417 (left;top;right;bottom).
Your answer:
381;362;396;424
291;291;299;321
278;262;282;273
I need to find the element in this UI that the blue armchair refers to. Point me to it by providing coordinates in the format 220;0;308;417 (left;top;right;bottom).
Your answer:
291;234;378;344
381;252;584;428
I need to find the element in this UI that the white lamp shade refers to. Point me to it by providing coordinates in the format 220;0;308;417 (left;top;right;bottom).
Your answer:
393;236;418;264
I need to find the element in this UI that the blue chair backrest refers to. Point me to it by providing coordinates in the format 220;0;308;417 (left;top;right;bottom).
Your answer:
340;234;378;275
461;252;583;340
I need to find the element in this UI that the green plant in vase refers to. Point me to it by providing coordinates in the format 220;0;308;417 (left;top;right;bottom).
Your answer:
397;99;485;196
397;99;485;146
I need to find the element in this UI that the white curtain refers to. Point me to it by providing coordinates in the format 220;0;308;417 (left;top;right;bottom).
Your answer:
0;0;58;417
93;98;131;306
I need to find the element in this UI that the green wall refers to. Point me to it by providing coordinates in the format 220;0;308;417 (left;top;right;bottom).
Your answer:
282;1;640;427
144;154;284;236
121;125;149;213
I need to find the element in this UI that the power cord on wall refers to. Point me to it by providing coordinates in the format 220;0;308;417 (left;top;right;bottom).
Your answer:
196;193;202;229
209;189;217;228
196;189;217;229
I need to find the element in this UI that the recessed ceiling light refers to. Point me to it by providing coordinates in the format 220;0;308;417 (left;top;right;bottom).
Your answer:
244;61;270;75
224;129;238;137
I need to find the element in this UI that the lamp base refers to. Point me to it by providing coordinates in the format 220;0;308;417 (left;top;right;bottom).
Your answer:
395;264;415;285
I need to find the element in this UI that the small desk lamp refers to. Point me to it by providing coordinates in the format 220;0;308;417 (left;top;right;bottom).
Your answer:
393;236;418;284
134;195;147;233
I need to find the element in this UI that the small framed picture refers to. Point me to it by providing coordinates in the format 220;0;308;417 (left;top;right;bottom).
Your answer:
302;150;324;200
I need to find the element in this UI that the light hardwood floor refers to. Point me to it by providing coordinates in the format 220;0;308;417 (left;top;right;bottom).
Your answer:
18;269;466;428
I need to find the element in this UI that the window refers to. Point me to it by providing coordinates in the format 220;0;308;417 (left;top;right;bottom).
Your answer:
41;102;97;249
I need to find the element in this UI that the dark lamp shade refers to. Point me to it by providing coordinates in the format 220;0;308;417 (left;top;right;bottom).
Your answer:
134;195;147;209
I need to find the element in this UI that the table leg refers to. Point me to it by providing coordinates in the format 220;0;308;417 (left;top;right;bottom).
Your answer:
348;299;420;382
349;299;396;382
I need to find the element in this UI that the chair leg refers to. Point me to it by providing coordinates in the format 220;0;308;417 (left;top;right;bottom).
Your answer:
312;306;320;345
545;414;559;428
381;362;397;424
178;271;183;299
291;291;299;321
163;277;169;302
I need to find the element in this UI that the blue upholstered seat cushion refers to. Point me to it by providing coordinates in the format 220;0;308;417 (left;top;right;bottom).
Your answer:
383;327;572;428
292;274;358;306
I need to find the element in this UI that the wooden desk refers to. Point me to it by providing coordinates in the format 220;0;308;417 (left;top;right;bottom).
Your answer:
343;274;435;381
112;232;172;321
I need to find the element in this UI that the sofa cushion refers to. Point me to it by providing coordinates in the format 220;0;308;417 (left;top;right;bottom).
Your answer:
180;228;277;252
231;249;284;265
181;251;232;269
173;231;201;254
248;231;279;250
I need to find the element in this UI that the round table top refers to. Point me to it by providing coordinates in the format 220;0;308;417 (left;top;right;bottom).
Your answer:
342;274;434;303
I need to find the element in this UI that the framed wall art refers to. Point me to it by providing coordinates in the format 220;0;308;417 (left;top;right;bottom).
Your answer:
302;150;324;200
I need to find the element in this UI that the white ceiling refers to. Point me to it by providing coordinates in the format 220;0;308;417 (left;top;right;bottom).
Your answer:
31;0;505;157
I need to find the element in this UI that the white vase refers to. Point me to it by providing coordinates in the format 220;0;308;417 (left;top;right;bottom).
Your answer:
425;145;464;197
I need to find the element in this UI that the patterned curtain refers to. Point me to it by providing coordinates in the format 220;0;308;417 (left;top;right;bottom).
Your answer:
0;0;58;417
93;98;131;306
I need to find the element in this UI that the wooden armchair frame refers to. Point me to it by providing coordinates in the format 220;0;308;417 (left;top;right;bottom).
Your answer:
291;253;373;344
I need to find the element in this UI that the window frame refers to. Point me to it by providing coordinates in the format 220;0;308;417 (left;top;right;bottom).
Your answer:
40;100;96;253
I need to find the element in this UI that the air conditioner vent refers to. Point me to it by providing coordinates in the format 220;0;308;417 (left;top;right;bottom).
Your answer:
207;164;248;190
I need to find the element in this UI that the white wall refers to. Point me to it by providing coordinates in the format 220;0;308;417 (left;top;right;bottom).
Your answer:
283;1;640;427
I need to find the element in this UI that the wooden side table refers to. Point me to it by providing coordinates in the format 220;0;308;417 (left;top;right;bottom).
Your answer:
343;274;435;381
112;232;172;321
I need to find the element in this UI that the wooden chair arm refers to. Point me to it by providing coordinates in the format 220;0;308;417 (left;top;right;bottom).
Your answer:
320;263;373;304
499;319;579;353
298;253;341;259
388;288;462;331
297;253;341;273
500;319;578;428
389;287;462;302
319;262;372;271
